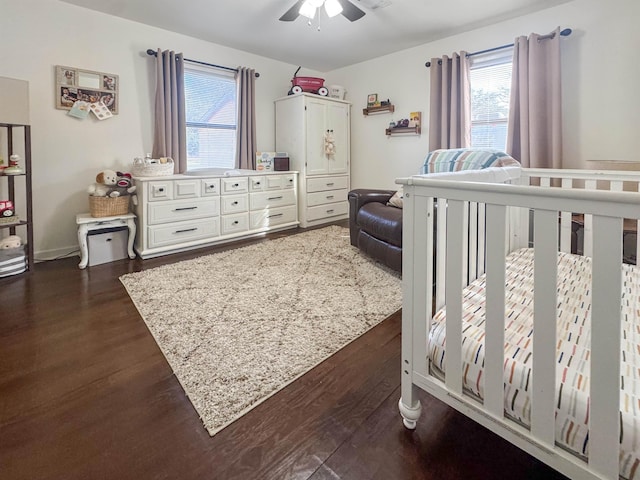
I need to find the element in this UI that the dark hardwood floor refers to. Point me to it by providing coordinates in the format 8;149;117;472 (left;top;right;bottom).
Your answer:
0;223;567;480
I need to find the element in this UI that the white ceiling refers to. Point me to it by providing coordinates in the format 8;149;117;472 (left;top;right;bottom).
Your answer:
60;0;571;72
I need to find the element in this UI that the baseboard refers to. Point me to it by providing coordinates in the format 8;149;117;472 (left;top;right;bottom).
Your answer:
35;246;80;263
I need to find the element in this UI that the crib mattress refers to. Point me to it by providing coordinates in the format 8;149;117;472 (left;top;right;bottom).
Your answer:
428;248;640;479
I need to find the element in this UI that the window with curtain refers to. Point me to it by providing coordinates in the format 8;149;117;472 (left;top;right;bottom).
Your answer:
469;50;512;150
184;64;238;170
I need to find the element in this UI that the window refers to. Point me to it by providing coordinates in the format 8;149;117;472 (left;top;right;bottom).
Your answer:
184;65;237;171
469;51;512;150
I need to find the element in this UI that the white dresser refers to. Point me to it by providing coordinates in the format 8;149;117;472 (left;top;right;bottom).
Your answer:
275;93;350;228
133;171;298;259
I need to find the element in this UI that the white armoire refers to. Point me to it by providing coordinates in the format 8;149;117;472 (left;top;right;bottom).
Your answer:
275;93;350;228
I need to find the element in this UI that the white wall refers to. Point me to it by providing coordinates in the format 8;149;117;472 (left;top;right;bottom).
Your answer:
0;0;310;258
328;0;640;190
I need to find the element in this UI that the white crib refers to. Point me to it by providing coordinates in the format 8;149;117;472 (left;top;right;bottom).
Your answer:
397;166;640;480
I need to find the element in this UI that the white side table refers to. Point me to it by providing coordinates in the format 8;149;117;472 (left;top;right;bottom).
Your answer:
76;212;137;269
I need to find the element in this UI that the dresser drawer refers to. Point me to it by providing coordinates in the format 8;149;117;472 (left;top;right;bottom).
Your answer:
306;201;348;222
200;178;220;196
306;175;349;193
221;212;250;235
221;194;248;214
250;205;297;230
249;189;296;210
307;188;348;207
147;181;174;201
221;177;248;194
148;218;220;248
148;198;219;225
174;179;200;199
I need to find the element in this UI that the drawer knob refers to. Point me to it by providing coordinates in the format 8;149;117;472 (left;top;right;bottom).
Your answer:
232;201;239;206
232;183;239;187
233;220;239;225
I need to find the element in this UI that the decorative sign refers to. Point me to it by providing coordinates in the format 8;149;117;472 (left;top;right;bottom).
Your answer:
55;65;119;115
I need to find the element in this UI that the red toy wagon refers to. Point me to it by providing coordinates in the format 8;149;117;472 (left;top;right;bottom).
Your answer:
288;67;328;96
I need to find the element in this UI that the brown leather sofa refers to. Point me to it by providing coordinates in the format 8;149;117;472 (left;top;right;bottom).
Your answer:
348;189;402;272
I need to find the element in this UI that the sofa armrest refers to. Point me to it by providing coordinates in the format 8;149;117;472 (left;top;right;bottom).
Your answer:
348;189;397;246
348;189;396;211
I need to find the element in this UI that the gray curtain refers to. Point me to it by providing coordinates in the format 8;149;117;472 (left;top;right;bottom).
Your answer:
236;67;256;170
428;51;471;150
152;49;187;174
507;27;562;168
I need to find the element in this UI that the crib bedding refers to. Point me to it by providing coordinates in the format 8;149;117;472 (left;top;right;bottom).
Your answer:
428;248;640;479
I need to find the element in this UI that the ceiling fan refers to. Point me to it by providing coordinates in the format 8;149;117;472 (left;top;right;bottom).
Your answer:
279;0;366;22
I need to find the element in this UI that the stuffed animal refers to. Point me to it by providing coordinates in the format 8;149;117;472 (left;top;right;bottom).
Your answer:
0;235;22;249
107;172;137;198
87;169;118;197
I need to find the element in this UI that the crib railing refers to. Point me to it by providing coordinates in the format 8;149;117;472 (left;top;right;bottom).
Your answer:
399;167;640;480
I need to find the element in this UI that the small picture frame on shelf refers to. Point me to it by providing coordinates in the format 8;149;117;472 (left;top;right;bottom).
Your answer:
367;93;378;107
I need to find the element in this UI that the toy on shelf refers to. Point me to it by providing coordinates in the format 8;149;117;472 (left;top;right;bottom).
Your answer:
4;154;24;175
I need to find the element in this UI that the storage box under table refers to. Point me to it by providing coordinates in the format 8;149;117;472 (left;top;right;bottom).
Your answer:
87;227;128;266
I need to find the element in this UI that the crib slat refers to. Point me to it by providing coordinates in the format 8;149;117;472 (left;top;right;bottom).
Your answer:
540;176;551;187
462;202;469;286
583;180;597;257
436;198;447;309
478;203;486;276
560;178;572;253
484;204;507;417
531;210;558;445
469;202;478;282
589;215;622;478
445;200;464;395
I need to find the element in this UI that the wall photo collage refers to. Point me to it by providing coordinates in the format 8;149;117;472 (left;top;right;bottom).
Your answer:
55;65;119;119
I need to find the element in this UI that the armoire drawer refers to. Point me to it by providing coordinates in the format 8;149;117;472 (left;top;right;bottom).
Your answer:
148;198;219;225
307;188;348;207
306;201;348;222
306;175;349;193
148;217;220;248
250;205;297;230
249;189;296;210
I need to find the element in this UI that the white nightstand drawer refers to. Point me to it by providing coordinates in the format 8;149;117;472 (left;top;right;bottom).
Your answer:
222;177;248;194
200;178;220;196
147;181;174;201
148;218;220;248
306;201;348;222
249;189;296;210
307;189;348;207
148;198;219;225
306;175;348;193
221;213;249;235
250;205;297;230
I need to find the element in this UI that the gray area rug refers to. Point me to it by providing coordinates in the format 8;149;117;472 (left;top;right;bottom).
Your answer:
120;225;402;435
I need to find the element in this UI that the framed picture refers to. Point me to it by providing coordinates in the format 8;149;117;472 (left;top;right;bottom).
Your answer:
55;65;119;115
367;93;378;107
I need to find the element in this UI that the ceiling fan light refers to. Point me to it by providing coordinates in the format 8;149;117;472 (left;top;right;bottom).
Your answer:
324;0;343;17
307;0;325;7
299;1;317;19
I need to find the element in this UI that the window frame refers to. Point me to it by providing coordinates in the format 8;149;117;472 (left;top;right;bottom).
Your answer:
469;49;513;150
183;63;238;171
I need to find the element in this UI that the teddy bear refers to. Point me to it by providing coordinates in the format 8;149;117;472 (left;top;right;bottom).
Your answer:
0;235;22;249
87;169;118;197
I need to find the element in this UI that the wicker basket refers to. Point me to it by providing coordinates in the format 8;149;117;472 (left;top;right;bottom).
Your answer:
89;195;130;218
131;161;174;177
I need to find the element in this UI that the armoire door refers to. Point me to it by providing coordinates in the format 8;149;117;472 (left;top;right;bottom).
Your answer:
305;98;330;176
326;101;349;174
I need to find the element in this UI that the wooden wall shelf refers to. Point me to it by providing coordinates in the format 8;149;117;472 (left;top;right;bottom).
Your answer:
363;104;394;115
385;126;421;136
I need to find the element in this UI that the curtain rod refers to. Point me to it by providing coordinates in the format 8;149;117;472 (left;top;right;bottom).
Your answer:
424;28;572;68
146;49;260;77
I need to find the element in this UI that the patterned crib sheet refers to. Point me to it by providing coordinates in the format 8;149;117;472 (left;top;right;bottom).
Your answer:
428;248;640;479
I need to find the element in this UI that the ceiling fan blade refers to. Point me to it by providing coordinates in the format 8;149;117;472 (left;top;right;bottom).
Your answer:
279;0;305;21
338;0;366;21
